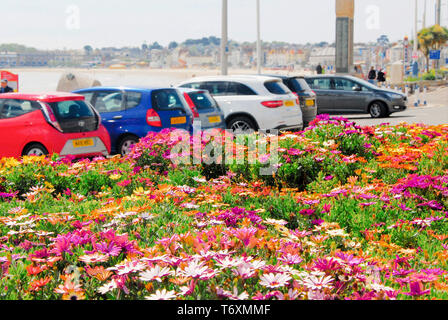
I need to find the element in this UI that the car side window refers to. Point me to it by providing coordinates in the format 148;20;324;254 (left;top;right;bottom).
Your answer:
227;82;257;96
334;78;357;91
180;82;202;90
308;78;332;90
202;82;229;96
125;91;142;109
93;91;125;113
0;99;40;119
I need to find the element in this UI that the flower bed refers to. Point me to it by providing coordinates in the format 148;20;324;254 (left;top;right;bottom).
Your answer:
0;116;448;300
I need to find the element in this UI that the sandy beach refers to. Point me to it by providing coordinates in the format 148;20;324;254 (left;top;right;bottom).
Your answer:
5;67;303;92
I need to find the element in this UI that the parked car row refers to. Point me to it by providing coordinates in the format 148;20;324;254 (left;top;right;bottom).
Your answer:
0;73;407;159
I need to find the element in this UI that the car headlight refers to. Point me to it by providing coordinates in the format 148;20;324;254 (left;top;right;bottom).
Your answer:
388;93;404;99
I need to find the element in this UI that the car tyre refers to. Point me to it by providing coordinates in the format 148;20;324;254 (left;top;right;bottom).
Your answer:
227;116;257;133
118;136;139;156
369;102;388;118
22;143;49;157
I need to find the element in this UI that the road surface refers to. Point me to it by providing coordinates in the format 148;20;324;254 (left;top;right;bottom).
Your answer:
334;104;448;127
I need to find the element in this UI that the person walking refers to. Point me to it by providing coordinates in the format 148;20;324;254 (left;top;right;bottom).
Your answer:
367;67;377;85
316;63;323;75
377;69;386;86
0;79;14;93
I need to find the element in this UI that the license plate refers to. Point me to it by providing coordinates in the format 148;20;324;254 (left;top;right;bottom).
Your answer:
72;138;94;148
171;117;186;125
284;100;295;107
305;99;315;107
208;116;221;123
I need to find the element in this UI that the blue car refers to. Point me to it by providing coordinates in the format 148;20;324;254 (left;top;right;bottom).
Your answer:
73;87;193;155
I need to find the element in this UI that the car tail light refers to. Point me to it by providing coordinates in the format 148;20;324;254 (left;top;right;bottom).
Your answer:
183;93;200;118
41;102;63;132
292;92;300;105
146;108;162;127
261;100;284;108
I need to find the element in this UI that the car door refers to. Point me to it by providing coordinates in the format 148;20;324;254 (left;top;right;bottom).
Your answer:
332;77;367;113
90;90;127;146
306;77;334;114
0;99;40;157
120;90;146;133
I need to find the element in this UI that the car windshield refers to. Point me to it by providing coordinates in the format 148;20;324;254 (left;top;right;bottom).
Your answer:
188;91;217;110
351;77;379;89
288;78;311;92
264;81;290;95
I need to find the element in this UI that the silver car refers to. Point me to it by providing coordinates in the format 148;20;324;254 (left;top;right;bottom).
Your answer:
305;75;408;118
177;88;226;130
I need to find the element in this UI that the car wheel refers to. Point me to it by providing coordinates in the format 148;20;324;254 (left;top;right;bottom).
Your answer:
369;102;387;118
118;136;139;156
227;116;257;132
23;143;49;157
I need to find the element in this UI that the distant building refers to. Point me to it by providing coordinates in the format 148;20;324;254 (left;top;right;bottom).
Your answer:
388;43;405;64
266;49;305;68
185;55;215;67
309;47;335;67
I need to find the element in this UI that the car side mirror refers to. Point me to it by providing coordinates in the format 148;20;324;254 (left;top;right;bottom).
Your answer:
352;86;362;92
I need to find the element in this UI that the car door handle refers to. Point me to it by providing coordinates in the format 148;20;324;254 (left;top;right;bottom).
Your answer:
113;116;123;120
25;121;33;126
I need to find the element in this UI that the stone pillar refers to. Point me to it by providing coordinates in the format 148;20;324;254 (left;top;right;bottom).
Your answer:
335;0;354;74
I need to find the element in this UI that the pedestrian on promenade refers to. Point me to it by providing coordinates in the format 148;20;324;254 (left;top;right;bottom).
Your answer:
316;63;323;75
377;69;386;86
368;67;377;85
0;79;13;94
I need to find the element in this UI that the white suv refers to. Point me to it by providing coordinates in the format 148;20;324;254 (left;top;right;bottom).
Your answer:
177;75;303;132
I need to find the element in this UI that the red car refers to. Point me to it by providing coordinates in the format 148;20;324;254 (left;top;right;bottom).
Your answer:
0;92;111;158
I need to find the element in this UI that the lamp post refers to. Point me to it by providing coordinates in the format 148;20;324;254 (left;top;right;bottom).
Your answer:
423;0;427;28
414;0;418;53
221;0;228;75
256;0;262;74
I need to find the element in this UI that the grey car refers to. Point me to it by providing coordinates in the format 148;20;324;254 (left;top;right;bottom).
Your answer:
177;88;226;130
305;75;408;118
265;75;317;127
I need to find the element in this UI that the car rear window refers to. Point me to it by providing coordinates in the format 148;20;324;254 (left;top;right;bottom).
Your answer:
264;81;290;95
151;89;185;110
49;100;94;120
48;100;97;133
288;78;312;93
187;91;217;110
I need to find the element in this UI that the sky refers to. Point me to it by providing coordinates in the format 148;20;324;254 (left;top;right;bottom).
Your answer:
2;0;447;50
